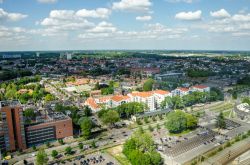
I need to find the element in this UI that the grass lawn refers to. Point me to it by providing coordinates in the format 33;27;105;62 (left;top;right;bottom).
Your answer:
106;145;131;165
169;129;193;137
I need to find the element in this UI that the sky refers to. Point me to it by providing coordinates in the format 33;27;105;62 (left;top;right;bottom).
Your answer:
0;0;250;51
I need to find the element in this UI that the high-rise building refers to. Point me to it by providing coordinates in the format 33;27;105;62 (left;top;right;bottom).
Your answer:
0;100;26;151
0;101;73;152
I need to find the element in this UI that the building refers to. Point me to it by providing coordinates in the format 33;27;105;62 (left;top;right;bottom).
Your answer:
190;85;210;93
66;53;72;60
171;87;190;97
85;85;210;113
85;90;171;112
25;112;73;147
0;101;73;151
0;100;26;151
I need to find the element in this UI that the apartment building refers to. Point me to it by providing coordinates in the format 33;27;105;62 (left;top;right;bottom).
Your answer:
85;85;210;113
0;101;73;151
85;90;171;112
0;100;26;151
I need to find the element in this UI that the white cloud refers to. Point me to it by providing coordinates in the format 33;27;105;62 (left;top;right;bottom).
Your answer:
112;0;152;12
79;23;187;40
49;10;75;20
0;26;28;42
37;0;57;4
136;15;152;21
166;0;195;3
210;9;231;19
175;10;202;21
87;21;117;33
76;8;111;19
40;8;113;32
232;14;250;22
0;8;28;22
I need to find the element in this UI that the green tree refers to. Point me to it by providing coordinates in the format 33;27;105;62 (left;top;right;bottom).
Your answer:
51;150;58;159
83;106;92;116
65;146;72;155
143;78;154;91
36;149;48;165
100;110;120;127
216;112;226;129
172;96;184;109
165;110;197;133
80;117;93;139
44;94;55;102
161;96;173;109
123;131;162;165
78;143;83;150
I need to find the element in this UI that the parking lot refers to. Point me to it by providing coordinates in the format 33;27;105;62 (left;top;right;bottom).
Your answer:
52;153;119;165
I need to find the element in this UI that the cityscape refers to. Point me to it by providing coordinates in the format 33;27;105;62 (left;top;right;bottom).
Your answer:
1;1;250;165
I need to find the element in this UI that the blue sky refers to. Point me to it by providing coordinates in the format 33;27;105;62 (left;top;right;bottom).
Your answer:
0;0;250;51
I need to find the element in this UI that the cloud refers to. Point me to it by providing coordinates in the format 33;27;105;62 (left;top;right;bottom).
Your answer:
210;9;231;19
232;14;250;22
112;0;152;12
175;10;202;21
79;23;188;40
0;8;28;22
40;8;112;31
87;21;117;33
166;0;195;3
76;8;111;19
136;15;152;21
37;0;57;4
0;26;28;42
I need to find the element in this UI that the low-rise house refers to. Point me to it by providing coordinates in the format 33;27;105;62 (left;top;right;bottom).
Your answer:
190;85;210;93
172;87;190;97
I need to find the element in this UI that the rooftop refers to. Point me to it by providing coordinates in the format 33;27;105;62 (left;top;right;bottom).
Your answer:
0;100;21;108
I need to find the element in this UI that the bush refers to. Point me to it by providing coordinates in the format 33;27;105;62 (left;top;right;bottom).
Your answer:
144;117;149;123
78;143;83;150
148;125;154;132
58;139;64;145
65;146;73;155
226;142;231;147
136;119;142;125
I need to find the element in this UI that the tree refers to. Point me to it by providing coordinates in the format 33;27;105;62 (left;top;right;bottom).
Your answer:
100;110;120;127
51;150;58;159
83;106;92;116
172;96;184;109
216;112;226;129
80;117;93;139
78;143;83;150
165;110;197;134
44;94;55;102
101;87;114;95
143;78;154;91
123;131;162;165
65;146;72;155
161;96;173;109
23;108;36;119
36;149;48;165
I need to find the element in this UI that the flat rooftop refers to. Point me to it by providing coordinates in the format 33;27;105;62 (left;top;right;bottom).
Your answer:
0;100;21;108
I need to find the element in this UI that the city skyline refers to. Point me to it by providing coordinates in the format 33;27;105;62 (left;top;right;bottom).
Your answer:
1;0;250;51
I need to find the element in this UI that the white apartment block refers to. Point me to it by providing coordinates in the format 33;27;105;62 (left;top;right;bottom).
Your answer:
85;85;210;112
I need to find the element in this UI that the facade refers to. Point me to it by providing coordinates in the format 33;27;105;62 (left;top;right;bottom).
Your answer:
0;101;73;151
190;85;210;93
0;101;26;151
25;117;73;147
85;90;172;112
85;85;210;113
172;87;190;97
